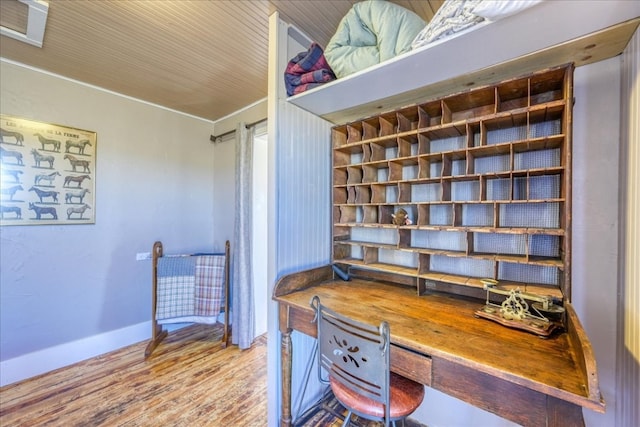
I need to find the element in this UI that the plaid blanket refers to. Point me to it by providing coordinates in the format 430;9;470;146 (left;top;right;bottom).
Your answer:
156;254;225;325
284;42;336;96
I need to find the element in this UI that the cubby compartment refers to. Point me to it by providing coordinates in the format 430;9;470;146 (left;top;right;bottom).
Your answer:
498;262;559;286
412;230;467;252
398;134;418;157
347;166;363;184
333;167;348;186
355;185;371;204
451;158;468;177
438;151;467;178
461;203;494;226
379;112;399;136
333;223;350;241
500;202;560;229
396;107;420;132
333;187;348;204
417;101;443;128
347;186;356;204
528;234;561;259
333;146;357;167
417;154;441;180
379;205;395;225
441;85;496;124
377;247;418;270
410;183;440;203
430;255;495;280
333;242;364;264
369;136;398;161
337;205;356;224
485;121;527;145
428;204;453;226
513;173;562;200
347;122;363;143
484;177;511;201
429;160;444;178
451;179;479;201
388;204;416;226
371;184;388;204
352;227;398;245
397;182;411;203
362;163;388;183
417;134;432;154
529;67;567;106
529;115;563;138
473;153;511;174
362;118;380;140
513;147;561;170
416;205;429;226
427;134;467;153
332;127;349;148
474;233;526;256
389;159;419;181
385;185;399;204
497;79;530;112
332;65;573;301
351;150;364;164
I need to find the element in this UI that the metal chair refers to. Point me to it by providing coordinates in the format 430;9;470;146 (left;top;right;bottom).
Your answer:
311;296;425;427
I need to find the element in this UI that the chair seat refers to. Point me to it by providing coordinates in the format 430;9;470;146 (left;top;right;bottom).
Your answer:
330;372;425;419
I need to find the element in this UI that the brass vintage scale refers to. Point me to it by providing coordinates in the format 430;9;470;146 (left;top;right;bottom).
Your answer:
474;279;565;337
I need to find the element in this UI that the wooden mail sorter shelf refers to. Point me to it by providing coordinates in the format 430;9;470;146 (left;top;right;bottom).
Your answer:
332;65;573;305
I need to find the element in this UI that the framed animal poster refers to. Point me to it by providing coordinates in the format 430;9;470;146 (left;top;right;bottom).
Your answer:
0;115;96;226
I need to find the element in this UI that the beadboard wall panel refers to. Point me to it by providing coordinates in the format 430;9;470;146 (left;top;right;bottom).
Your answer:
275;98;333;418
275;99;332;275
618;26;640;427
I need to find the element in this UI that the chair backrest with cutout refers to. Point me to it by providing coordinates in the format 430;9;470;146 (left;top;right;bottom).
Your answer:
312;295;391;419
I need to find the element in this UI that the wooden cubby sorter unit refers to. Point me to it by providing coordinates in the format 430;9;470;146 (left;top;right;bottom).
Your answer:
332;64;573;306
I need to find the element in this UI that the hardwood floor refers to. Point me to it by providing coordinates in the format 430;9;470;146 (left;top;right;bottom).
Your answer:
0;324;268;426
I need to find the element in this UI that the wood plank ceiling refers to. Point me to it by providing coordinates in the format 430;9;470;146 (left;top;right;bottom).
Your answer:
0;0;443;122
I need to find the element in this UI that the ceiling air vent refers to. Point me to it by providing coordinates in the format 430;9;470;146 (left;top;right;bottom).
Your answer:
0;0;49;48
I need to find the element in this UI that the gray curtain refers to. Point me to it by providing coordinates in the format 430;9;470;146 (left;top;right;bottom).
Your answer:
232;122;255;349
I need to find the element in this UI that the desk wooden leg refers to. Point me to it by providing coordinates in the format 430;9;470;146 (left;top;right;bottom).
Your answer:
546;396;585;427
281;328;292;427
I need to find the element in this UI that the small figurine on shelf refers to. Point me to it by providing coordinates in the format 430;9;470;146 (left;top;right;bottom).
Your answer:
391;208;412;226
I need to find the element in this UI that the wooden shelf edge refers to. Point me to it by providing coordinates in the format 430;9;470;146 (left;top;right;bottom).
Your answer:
564;302;606;412
334;240;563;268
272;265;334;298
330;260;563;300
418;273;562;299
333;223;565;236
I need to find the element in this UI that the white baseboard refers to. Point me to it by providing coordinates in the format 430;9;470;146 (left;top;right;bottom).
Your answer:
0;321;152;387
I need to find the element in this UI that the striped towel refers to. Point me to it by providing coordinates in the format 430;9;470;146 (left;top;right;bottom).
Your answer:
156;254;225;325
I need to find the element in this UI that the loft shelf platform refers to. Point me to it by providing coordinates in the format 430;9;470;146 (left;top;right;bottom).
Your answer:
287;1;639;125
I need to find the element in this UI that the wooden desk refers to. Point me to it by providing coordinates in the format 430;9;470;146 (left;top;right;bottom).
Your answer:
273;266;604;427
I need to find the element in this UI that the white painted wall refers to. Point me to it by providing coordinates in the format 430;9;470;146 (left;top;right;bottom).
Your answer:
572;56;622;427
0;60;218;385
212;135;235;252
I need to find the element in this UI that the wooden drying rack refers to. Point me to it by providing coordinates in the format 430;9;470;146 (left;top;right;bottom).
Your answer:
145;240;231;358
